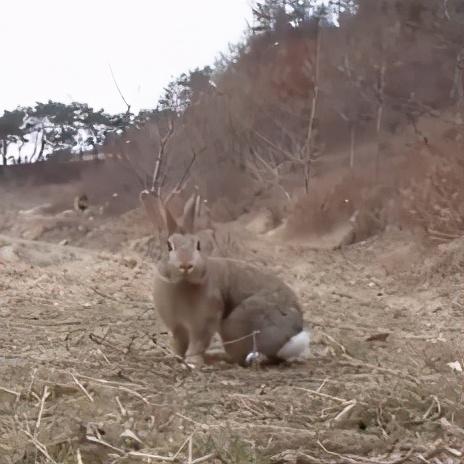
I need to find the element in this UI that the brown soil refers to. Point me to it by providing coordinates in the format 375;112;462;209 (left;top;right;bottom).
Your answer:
0;188;463;464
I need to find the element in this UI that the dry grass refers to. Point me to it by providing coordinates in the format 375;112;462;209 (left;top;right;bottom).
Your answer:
1;221;464;464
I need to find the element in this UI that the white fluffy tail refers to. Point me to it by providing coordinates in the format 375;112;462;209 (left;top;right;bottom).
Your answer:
277;329;311;361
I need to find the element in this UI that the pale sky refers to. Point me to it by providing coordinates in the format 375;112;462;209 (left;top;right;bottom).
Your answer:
1;0;253;115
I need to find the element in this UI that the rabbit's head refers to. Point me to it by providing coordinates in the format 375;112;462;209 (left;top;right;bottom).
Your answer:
163;231;207;283
141;189;213;284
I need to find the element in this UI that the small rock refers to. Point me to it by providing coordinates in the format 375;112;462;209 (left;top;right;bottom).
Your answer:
122;257;138;269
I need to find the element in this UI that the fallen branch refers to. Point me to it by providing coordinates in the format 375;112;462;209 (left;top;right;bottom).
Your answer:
293;386;350;404
0;385;20;400
23;430;58;464
34;385;49;437
69;372;94;403
86;435;124;454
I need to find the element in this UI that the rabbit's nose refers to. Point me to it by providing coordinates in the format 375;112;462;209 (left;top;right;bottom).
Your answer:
179;264;194;273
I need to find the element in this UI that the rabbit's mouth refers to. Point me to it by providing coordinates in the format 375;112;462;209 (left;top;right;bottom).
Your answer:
156;262;207;285
177;267;208;285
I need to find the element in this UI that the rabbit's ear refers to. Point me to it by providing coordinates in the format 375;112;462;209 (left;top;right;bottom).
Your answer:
181;189;199;234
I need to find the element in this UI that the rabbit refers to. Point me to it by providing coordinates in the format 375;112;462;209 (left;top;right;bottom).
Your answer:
141;190;310;366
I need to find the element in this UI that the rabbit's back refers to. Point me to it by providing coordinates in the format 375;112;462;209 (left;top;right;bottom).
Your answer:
207;258;300;315
207;258;307;364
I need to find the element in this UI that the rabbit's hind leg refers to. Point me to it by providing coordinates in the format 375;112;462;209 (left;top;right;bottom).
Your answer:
220;293;305;365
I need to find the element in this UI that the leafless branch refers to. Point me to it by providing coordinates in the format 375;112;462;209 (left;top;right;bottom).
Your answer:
252;128;300;164
117;141;146;187
108;64;131;115
151;120;175;196
247;147;291;201
163;147;201;205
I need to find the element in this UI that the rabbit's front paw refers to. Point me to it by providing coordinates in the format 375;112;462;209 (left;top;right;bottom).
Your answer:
185;354;205;369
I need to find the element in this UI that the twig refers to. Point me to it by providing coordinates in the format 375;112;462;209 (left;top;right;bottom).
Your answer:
69;372;94;403
118;386;150;404
172;433;196;461
158;415;175;432
163;148;199;205
128;451;177;461
116;396;127;417
316;377;328;392
321;332;347;354
26;368;37;400
333;400;357;422
35;385;49;437
23;430;58;464
152;121;175;194
191;454;216;464
89;333;126;354
422;395;441;420
76;448;84;464
248;146;291;201
0;385;20;400
227;421;316;436
61;372;141;387
86;435;124;454
317;440;361;464
340;354;419;384
252;129;299;163
127;435;201;463
97;348;112;366
188;436;193;464
176;413;206;429
71;373;150;403
293;386;350;404
108;64;131;114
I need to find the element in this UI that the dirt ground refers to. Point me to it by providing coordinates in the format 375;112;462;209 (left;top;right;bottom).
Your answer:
1;190;464;464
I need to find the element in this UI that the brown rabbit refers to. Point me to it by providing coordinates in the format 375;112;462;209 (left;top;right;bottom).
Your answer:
141;190;310;366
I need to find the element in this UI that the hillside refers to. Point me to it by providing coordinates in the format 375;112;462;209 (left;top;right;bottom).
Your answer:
1;1;464;463
0;186;464;462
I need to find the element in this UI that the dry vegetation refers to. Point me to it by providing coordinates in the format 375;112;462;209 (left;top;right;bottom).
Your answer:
1;0;464;463
1;214;464;464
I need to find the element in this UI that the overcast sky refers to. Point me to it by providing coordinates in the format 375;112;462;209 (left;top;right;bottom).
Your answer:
1;1;252;115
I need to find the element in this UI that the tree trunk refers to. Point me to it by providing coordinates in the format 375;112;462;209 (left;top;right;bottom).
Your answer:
303;161;311;194
375;103;383;180
37;135;46;162
1;139;7;166
302;18;321;194
450;48;464;124
349;124;356;170
375;62;386;181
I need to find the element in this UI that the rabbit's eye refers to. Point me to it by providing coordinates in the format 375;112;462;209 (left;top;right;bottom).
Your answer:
196;241;201;251
167;241;173;251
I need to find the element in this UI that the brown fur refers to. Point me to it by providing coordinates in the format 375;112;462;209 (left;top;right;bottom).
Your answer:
143;190;308;366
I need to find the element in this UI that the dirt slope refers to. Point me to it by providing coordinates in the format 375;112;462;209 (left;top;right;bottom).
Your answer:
0;203;463;463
